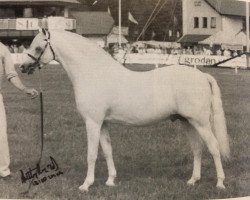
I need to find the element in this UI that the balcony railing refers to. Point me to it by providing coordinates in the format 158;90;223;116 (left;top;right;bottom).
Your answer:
0;18;76;30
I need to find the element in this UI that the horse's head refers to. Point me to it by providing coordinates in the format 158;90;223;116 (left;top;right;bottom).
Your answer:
20;28;55;74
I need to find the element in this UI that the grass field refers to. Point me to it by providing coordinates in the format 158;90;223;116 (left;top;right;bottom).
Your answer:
0;64;249;200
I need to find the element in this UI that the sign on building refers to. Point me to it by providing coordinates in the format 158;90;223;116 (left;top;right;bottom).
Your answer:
47;17;66;30
65;18;76;30
47;17;76;30
16;18;39;30
0;19;8;29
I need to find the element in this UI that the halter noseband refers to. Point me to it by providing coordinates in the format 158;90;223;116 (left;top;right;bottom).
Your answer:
27;31;56;66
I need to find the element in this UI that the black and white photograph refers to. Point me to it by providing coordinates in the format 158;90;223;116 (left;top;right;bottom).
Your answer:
0;0;249;199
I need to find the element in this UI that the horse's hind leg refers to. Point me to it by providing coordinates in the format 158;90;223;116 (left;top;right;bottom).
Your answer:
189;119;226;189
100;123;117;186
186;124;203;186
79;119;102;192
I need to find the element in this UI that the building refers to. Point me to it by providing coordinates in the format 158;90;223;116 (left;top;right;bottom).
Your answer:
0;0;114;48
71;11;114;47
178;0;248;49
0;0;79;42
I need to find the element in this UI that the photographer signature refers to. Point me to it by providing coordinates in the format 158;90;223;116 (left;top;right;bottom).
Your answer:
20;156;63;186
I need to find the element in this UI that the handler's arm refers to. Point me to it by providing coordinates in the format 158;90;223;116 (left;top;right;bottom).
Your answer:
3;49;38;98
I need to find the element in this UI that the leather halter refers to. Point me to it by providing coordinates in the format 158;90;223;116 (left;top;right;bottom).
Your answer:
27;31;56;66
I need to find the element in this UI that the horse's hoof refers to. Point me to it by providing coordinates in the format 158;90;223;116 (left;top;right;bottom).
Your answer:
105;176;116;187
106;180;116;187
187;179;195;186
216;178;226;190
216;183;226;190
187;177;199;186
79;184;89;192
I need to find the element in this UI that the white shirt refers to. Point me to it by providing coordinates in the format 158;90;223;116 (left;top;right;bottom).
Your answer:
0;42;18;90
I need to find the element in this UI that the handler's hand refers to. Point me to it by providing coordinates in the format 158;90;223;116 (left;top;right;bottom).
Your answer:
24;88;39;99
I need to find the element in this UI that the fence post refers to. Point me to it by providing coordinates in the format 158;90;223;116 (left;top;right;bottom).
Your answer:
235;66;238;74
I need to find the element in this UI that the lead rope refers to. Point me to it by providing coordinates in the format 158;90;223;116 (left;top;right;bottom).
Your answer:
38;66;44;161
20;66;44;197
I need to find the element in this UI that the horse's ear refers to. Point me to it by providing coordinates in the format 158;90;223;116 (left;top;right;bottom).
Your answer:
42;28;47;36
38;27;43;33
38;27;47;36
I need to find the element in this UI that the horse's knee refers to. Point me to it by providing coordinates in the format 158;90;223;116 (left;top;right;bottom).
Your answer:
87;154;98;164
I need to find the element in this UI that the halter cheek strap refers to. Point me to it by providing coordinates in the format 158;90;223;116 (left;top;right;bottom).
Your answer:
27;31;56;65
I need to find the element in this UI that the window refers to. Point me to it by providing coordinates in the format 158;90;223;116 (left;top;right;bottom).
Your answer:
194;17;199;28
194;0;202;7
211;17;216;28
203;17;208;28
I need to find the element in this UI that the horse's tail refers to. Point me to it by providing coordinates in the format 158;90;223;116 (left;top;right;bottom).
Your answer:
206;74;230;160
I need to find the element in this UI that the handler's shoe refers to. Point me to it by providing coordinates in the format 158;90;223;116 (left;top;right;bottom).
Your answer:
0;168;11;179
0;174;11;180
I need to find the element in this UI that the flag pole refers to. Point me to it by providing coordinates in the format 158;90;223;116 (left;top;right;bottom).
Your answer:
246;0;249;68
118;0;122;48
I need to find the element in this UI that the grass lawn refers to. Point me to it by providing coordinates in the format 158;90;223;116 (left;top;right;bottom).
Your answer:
0;64;249;199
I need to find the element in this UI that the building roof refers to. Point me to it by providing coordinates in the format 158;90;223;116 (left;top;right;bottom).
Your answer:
71;12;114;35
199;30;247;46
0;0;80;6
205;0;250;17
178;34;211;43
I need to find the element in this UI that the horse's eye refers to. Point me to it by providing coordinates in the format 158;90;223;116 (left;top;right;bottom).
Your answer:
35;47;42;53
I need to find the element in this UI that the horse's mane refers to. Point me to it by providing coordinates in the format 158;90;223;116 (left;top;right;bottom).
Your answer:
51;30;121;68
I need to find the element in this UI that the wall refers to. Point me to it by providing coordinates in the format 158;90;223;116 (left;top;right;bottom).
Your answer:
182;0;222;35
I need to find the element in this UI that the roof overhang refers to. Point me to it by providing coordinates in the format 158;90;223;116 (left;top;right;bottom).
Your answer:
205;0;250;17
71;11;114;35
0;30;38;38
0;0;80;7
178;34;211;43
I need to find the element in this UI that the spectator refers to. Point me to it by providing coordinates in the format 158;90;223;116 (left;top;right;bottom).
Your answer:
18;44;25;53
216;48;222;56
233;51;238;57
13;44;18;53
186;47;193;55
8;45;14;53
223;48;231;57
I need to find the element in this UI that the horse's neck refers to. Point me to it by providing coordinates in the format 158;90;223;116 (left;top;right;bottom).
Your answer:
52;32;126;85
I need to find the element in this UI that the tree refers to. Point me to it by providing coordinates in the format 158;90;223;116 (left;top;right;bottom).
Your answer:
81;0;182;41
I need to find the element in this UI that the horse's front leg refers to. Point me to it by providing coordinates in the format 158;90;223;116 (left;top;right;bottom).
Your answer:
100;123;117;186
79;119;102;192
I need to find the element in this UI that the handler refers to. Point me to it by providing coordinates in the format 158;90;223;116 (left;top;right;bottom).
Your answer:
0;42;38;178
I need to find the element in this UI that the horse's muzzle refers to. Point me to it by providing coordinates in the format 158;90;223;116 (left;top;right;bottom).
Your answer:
19;64;27;73
19;63;37;74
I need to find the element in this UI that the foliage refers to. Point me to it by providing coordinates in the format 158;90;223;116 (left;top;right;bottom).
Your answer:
77;0;183;41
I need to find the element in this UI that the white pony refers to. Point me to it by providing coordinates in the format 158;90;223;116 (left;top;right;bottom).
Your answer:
20;29;230;192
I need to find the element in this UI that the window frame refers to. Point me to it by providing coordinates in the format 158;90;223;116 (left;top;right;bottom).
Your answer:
211;17;216;28
194;17;199;28
203;17;208;28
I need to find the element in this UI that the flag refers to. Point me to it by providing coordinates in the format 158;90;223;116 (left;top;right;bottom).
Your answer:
128;11;138;24
177;31;180;38
169;30;172;37
107;6;111;15
151;30;156;39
